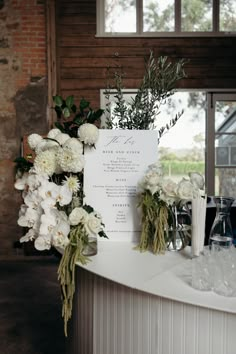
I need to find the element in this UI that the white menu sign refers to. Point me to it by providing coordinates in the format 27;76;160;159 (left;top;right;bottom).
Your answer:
83;130;158;242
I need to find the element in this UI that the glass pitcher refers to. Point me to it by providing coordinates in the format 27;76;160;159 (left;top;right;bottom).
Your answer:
209;197;234;248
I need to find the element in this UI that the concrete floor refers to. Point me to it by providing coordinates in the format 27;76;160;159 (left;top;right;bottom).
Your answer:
0;257;66;354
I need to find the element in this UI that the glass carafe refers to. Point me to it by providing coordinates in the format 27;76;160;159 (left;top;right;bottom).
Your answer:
209;197;234;248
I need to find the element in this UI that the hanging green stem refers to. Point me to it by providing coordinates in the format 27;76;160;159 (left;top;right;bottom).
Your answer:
57;225;90;337
136;190;169;254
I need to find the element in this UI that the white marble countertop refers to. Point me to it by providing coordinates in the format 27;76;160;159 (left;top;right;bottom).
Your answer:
77;241;236;314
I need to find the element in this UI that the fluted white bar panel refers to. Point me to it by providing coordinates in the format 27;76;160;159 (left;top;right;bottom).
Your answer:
69;268;236;354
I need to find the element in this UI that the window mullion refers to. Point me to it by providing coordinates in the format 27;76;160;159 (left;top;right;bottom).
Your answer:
213;0;220;32
175;0;181;33
137;0;143;35
97;0;105;35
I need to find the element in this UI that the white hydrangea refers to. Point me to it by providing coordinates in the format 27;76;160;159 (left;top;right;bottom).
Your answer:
54;133;70;145
28;134;43;150
63;137;83;154
35;139;60;154
34;149;57;176
58;147;85;173
35;139;48;154
78;123;99;145
47;128;61;139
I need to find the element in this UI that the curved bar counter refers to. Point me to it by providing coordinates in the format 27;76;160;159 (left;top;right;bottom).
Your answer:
67;241;236;354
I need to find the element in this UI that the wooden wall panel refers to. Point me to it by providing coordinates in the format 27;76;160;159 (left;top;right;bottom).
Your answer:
55;0;236;109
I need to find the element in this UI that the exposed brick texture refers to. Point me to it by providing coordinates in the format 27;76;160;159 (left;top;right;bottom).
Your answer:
0;0;47;257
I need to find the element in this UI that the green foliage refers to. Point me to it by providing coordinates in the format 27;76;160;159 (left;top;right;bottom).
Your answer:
105;51;187;141
160;160;205;175
52;95;104;137
14;156;33;173
144;1;174;31
144;0;236;32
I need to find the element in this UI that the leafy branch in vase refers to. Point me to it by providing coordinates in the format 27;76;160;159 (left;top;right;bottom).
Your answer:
104;51;188;141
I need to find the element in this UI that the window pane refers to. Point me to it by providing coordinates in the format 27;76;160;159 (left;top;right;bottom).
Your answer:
181;0;212;31
143;0;174;32
215;101;236;132
220;0;236;31
215;100;236;197
105;0;136;32
157;91;206;181
215;167;236;196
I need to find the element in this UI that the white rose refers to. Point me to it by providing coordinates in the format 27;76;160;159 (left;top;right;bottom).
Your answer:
84;213;102;235
176;178;195;201
69;207;88;225
142;171;162;195
28;134;43;150
148;162;163;174
161;178;177;197
78;123;99;145
189;172;205;190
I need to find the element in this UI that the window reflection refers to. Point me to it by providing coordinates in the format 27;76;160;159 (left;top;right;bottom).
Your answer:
105;0;136;32
143;0;174;32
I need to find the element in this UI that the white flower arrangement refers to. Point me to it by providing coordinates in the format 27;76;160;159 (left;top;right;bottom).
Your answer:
139;164;205;204
137;163;205;254
14;95;107;336
15;128;106;253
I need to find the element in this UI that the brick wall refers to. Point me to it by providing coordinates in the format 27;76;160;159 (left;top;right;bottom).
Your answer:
0;0;48;257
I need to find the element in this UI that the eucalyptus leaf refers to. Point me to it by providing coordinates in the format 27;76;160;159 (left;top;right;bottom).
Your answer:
80;98;90;110
54;121;65;132
65;95;74;109
62;107;71;118
53;95;63;107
